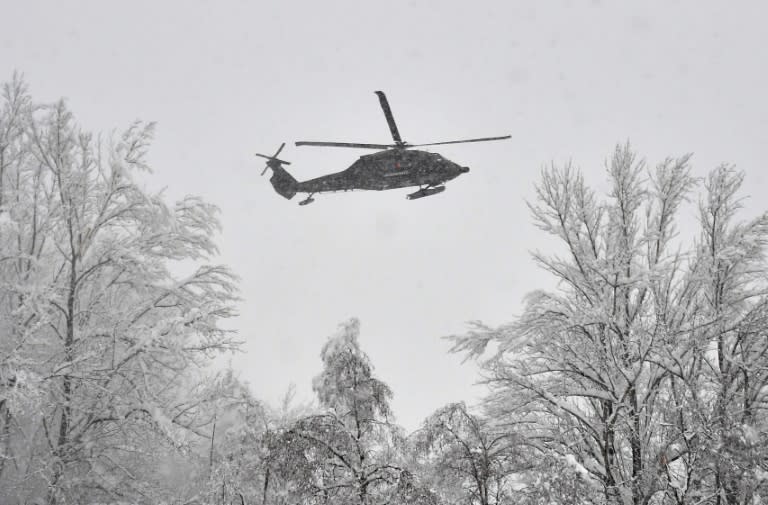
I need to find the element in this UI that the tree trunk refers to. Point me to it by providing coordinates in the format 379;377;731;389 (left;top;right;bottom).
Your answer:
630;387;642;505
262;467;269;505
48;248;77;505
0;401;11;480
603;400;619;504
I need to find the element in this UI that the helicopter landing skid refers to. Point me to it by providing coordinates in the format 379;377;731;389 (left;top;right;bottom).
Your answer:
407;185;445;200
299;194;315;206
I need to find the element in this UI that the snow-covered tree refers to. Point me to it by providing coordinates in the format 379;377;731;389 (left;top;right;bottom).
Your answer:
0;75;239;504
685;167;768;505
412;402;524;505
274;319;418;505
0;73;36;488
449;144;768;504
202;377;319;505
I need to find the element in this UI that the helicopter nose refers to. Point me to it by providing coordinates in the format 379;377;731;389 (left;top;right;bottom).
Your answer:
461;166;470;173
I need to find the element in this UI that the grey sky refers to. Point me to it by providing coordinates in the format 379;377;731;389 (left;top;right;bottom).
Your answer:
3;0;767;430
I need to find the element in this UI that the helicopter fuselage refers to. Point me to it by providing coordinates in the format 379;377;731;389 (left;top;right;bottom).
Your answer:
295;149;469;195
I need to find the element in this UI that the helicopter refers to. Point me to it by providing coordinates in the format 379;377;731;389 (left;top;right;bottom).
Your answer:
256;91;510;205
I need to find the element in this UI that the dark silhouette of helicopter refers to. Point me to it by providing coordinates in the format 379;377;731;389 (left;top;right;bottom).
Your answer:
256;91;510;205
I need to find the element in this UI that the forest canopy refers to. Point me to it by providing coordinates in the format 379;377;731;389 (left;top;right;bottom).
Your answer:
2;76;767;505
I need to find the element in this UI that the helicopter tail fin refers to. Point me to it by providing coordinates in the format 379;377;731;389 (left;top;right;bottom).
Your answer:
269;166;298;199
256;144;299;200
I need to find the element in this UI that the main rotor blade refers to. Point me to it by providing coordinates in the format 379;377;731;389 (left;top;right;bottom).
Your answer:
409;135;512;147
295;141;393;149
374;91;403;144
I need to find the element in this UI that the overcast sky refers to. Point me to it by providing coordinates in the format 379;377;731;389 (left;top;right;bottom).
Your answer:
3;0;767;431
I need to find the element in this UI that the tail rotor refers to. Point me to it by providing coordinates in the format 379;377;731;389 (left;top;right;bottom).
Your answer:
255;142;292;175
256;143;299;200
